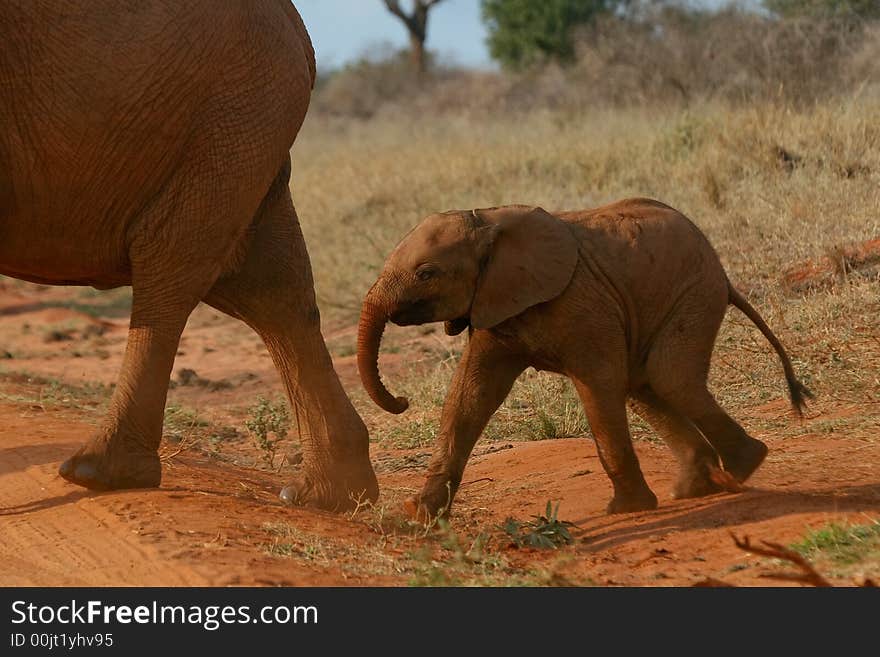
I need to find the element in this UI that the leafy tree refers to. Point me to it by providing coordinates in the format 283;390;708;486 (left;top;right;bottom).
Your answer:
764;0;880;19
481;0;620;70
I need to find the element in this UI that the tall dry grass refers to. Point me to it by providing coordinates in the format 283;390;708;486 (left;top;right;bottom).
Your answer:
295;101;879;320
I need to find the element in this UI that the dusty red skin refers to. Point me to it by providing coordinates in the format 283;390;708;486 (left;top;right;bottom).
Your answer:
2;2;377;509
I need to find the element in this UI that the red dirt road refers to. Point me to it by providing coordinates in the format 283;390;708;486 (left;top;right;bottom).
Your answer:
3;403;878;586
1;284;879;586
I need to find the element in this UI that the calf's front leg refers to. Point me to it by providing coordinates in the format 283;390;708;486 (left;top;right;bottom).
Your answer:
405;331;527;521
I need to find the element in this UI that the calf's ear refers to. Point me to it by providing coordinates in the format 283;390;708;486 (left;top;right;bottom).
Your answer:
470;206;578;330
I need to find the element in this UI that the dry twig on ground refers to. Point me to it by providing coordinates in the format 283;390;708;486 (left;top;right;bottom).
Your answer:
732;533;832;586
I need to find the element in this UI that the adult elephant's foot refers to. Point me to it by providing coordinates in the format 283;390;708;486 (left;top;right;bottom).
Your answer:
606;485;658;514
59;435;160;491
720;438;768;483
279;460;378;511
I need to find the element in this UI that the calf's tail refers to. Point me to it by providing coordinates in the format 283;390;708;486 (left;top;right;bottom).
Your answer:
728;283;813;416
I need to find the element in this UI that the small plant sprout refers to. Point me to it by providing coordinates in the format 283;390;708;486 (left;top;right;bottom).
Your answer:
501;501;577;549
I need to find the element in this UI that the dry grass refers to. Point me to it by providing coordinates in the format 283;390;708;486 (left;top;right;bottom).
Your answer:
262;505;580;586
293;98;880;445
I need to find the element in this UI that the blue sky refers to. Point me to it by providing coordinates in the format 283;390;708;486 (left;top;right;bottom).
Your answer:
297;0;491;70
296;1;753;72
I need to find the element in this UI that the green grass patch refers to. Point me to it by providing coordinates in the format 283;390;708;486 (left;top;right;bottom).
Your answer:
790;520;880;566
47;288;133;319
163;404;209;443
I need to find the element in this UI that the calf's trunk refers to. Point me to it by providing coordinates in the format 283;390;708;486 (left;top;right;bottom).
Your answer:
357;295;409;414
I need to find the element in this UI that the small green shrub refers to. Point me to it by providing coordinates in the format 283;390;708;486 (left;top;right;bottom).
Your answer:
501;501;576;549
244;396;291;469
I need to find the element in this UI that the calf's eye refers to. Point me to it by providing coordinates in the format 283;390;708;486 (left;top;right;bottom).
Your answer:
416;266;437;281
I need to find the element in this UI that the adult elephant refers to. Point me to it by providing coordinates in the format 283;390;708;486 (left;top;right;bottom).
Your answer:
0;1;378;509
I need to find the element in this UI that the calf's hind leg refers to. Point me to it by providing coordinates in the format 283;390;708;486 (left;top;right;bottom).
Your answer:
629;389;726;499
645;294;767;484
662;387;767;484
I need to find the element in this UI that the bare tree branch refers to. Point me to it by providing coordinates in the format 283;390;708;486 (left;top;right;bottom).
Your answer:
694;535;876;587
731;533;832;587
381;0;448;75
382;0;408;22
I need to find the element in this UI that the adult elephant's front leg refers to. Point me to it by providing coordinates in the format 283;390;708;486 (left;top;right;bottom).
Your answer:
59;272;205;489
205;178;377;511
59;143;283;490
406;332;527;521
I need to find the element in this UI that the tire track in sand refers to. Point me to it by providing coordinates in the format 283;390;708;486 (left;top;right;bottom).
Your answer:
0;407;207;586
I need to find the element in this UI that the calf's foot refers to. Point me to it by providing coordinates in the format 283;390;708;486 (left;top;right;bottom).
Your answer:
606;484;658;514
672;454;725;499
720;438;768;483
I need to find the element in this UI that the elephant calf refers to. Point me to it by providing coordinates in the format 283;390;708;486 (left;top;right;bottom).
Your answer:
357;198;811;519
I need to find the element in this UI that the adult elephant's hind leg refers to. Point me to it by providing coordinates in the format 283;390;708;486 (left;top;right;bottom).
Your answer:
204;179;378;510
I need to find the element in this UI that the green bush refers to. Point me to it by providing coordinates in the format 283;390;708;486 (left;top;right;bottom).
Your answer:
244;396;291;469
481;0;619;70
501;501;576;549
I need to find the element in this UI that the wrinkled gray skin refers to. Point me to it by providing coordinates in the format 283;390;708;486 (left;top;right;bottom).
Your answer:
0;1;377;509
358;199;810;519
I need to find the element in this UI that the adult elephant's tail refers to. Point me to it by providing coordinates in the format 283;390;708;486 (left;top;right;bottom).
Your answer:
728;283;813;416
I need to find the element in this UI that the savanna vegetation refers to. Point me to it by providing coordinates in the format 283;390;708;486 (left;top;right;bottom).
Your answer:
2;0;878;586
297;0;880;453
